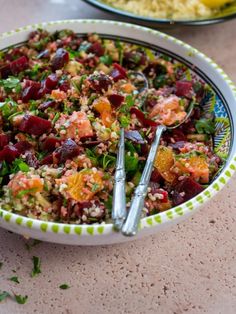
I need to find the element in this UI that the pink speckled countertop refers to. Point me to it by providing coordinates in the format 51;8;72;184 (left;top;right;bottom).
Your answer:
0;1;236;313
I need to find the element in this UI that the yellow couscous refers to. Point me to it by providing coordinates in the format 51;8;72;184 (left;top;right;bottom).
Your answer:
101;0;231;19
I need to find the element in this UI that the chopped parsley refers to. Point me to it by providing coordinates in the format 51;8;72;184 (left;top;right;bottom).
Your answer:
99;55;113;66
119;115;131;128
195;118;215;135
0;76;22;93
59;284;70;290
12;158;30;173
0;98;18;119
52;112;60;124
16;188;37;199
119;95;135;114
14;294;28;304
9;276;20;284
0;291;10;302
31;256;41;277
91;183;100;192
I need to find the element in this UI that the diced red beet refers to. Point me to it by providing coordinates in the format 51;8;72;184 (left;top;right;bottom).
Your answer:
25;151;39;168
191;107;201;120
130;107;158;127
51;48;69;71
124;130;145;144
36;84;51;99
150;169;163;183
176;81;193;97
0;145;20;163
56;139;81;163
22;80;41;102
0;64;12;79
10;56;28;75
110;63;127;82
107;94;124;108
18;115;52;136
14;141;32;153
123;51;146;69
45;74;58;89
38;100;57;110
59;80;70;92
163;129;187;143
87;42;104;57
172;177;204;206
0;134;9;150
40;153;54;165
42;137;61;152
88;73;112;93
5;48;22;62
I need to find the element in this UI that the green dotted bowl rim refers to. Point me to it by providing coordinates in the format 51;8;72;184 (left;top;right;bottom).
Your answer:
0;19;235;237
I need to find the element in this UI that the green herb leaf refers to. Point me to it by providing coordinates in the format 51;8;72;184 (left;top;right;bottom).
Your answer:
0;76;21;93
0;262;2;270
12;158;30;173
9;276;20;284
99;55;113;66
59;284;70;290
115;40;123;65
16;188;37;199
31;256;41;277
91;183;100;193
14;294;28;304
52;112;60;124
125;154;139;173
104;195;113;212
119;95;135;114
0;98;18;119
195;118;215;135
86;148;98;166
99;153;116;170
0;291;10;302
119;115;130;128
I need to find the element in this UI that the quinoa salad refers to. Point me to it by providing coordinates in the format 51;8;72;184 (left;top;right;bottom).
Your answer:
0;29;222;224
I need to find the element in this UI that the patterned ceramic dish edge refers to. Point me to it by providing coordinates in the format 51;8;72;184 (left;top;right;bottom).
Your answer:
0;20;235;245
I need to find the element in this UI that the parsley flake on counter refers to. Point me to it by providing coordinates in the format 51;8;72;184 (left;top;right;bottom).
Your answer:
59;284;70;290
31;256;41;277
9;276;20;284
14;294;28;304
0;291;10;302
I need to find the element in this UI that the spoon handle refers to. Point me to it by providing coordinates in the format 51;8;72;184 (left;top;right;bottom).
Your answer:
122;125;166;236
112;128;127;230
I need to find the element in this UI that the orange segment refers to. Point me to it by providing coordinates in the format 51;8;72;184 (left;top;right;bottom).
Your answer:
121;83;135;93
93;97;111;114
66;169;104;202
154;146;177;183
8;173;43;197
175;155;209;184
101;111;114;128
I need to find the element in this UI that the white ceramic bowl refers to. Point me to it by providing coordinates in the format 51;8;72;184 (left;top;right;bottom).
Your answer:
0;20;236;245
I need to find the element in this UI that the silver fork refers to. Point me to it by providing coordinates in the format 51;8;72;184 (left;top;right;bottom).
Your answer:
122;101;195;236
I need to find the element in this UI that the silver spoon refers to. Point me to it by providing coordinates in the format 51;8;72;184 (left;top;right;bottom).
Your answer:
112;71;149;229
121;100;195;236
